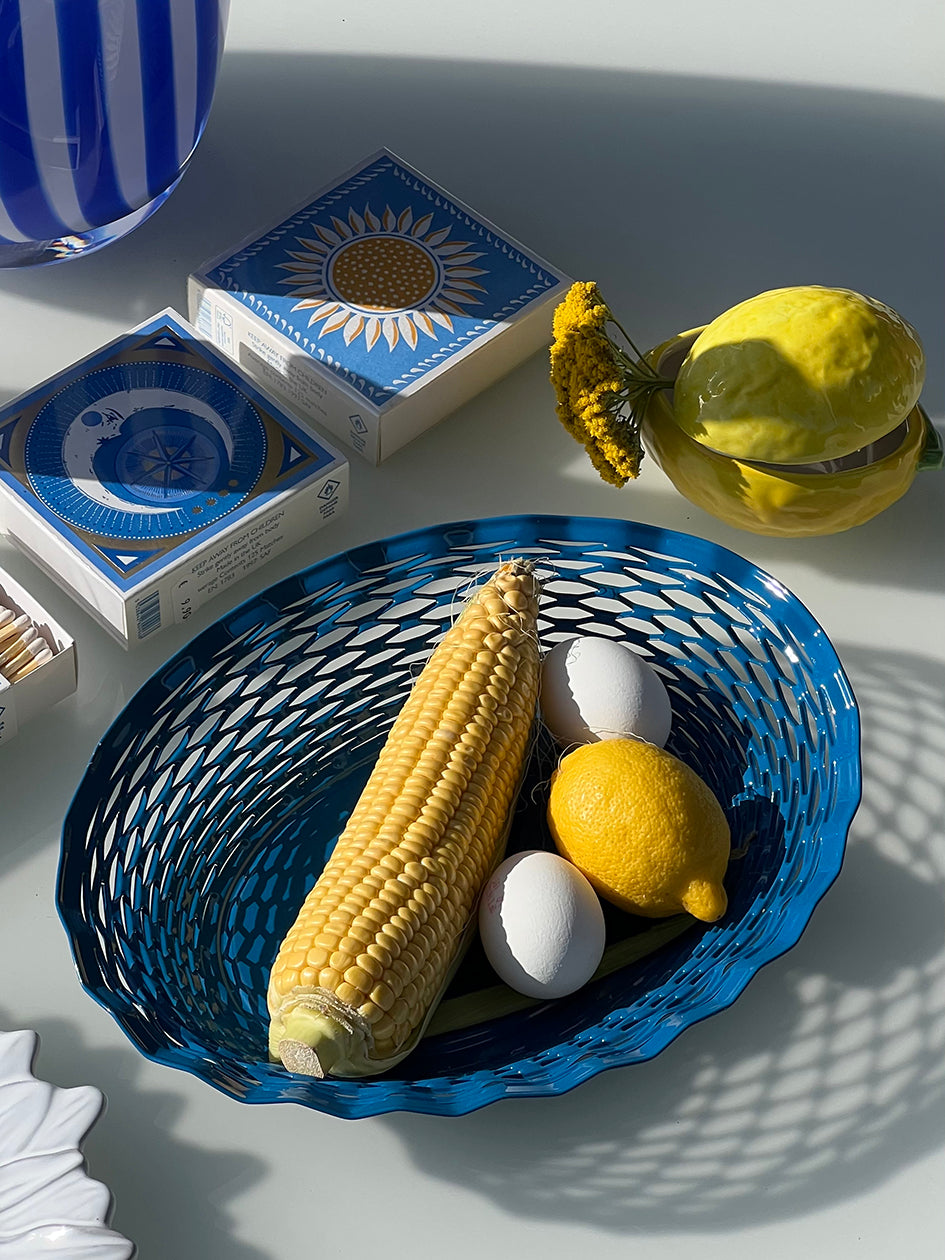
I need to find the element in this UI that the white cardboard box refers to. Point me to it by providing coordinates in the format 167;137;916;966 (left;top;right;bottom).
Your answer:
188;149;571;463
0;569;77;746
0;309;348;647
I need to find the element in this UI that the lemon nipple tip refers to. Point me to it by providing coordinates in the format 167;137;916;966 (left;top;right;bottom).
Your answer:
681;879;728;923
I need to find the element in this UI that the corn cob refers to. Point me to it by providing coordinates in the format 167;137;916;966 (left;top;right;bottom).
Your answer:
267;559;543;1078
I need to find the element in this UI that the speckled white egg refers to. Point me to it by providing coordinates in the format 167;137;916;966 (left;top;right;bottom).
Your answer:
539;635;673;747
478;850;606;999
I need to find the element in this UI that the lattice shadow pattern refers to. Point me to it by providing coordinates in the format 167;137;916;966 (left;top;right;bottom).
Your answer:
58;515;859;1118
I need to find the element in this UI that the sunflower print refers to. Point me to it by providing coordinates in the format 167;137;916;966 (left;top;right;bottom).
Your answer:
277;205;489;352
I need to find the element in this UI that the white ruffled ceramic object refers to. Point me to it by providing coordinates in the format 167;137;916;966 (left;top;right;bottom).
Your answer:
0;1030;134;1258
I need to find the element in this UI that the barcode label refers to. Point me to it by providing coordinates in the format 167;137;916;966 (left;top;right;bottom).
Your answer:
135;590;162;639
194;295;213;337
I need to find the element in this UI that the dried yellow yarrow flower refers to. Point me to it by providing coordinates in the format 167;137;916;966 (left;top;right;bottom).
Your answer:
549;281;672;487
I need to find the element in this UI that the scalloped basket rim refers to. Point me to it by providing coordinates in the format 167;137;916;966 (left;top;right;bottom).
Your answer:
56;513;861;1119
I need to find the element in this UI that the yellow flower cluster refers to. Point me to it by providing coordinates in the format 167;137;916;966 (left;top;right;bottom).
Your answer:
549;281;671;488
549;282;639;486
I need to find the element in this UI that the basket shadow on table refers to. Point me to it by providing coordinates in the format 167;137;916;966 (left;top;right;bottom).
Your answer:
0;1008;270;1260
0;41;942;1234
380;642;945;1234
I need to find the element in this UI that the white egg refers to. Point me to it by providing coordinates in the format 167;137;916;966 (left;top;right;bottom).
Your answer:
478;850;606;999
539;635;672;747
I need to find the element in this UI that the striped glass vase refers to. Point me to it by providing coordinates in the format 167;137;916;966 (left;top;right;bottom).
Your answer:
0;0;229;267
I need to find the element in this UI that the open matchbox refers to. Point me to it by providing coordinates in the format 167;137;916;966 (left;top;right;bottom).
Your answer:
0;568;77;746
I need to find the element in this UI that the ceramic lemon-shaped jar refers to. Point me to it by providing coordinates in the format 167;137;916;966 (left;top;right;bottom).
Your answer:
641;286;938;537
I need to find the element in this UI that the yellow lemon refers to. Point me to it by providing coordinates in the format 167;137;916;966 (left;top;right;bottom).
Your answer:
673;286;925;465
547;739;731;922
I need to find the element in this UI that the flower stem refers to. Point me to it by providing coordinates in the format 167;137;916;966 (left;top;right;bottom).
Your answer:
607;317;674;384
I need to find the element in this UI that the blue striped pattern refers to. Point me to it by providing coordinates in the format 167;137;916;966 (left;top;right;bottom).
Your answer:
0;0;226;246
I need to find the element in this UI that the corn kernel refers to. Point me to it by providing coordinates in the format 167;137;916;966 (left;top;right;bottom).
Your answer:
267;561;542;1079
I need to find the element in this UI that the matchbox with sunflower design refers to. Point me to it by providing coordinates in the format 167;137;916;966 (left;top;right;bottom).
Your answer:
188;149;570;463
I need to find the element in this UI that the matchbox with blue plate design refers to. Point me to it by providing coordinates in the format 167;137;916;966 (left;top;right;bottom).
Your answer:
188;149;571;463
0;309;348;646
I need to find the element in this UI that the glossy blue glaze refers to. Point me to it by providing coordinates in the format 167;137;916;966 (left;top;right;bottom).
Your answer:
58;516;861;1117
0;0;227;264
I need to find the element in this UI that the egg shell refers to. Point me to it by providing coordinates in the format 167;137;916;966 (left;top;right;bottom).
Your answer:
478;849;606;999
540;635;673;748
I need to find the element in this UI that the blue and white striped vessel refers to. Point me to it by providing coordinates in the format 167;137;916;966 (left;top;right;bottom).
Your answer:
0;0;228;266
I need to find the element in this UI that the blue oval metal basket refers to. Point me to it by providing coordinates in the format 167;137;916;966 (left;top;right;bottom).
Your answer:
58;515;861;1118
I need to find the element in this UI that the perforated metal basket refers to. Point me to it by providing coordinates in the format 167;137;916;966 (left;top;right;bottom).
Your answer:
57;515;860;1117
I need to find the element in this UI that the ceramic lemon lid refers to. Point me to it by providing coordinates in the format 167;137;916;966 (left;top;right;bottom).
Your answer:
671;286;926;465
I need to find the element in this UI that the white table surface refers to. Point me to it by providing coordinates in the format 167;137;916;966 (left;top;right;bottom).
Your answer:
1;2;943;1256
